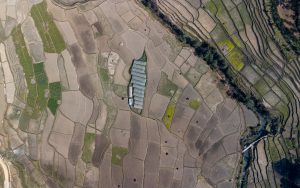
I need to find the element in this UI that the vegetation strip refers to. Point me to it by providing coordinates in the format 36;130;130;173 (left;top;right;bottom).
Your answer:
31;1;65;53
111;146;128;166
48;82;62;114
12;26;48;118
270;0;300;55
12;25;62;118
81;133;96;163
162;102;176;129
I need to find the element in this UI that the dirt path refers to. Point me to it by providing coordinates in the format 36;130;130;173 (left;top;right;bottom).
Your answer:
0;156;10;188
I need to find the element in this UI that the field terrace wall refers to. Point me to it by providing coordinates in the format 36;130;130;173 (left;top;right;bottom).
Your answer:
139;0;300;187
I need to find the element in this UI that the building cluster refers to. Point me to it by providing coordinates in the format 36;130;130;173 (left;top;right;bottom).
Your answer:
128;59;147;109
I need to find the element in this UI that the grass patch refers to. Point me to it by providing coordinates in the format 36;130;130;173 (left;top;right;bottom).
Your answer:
226;49;245;71
81;133;96;163
275;101;289;119
12;25;36;107
254;79;270;96
237;3;252;25
112;84;127;98
49;82;61;99
158;72;178;97
111;146;128;166
210;24;227;42
189;99;201;110
217;38;235;54
268;139;281;162
284;138;294;150
162;102;176;129
230;8;245;31
31;1;65;53
47;98;59;115
205;0;223;16
13;161;40;188
232;35;244;48
99;68;110;82
47;82;61;115
12;26;50;118
33;63;48;113
19;111;31;131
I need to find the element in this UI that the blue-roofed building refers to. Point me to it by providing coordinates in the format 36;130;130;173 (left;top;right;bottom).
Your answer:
128;52;147;110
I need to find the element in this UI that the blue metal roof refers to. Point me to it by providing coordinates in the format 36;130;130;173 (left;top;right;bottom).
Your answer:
132;67;146;74
132;64;146;71
129;59;147;109
133;60;147;66
133;84;145;90
134;90;145;96
131;71;146;79
134;104;143;109
132;77;146;84
131;79;146;86
134;100;144;105
134;95;144;101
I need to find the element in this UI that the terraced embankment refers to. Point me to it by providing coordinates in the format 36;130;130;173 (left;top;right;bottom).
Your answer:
139;0;300;187
0;0;298;187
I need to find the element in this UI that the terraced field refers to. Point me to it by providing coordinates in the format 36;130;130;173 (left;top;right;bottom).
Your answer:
0;0;298;187
141;0;300;187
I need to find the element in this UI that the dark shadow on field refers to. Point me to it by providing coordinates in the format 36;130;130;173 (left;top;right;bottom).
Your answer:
69;44;95;98
92;134;110;167
272;159;300;188
68;123;85;165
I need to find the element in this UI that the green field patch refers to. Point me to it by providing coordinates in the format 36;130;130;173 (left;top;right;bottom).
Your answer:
48;98;59;115
217;39;235;54
275;101;289;119
226;49;245;71
31;1;65;53
158;72;178;97
230;8;245;31
82;133;96;163
33;63;48;113
284;138;295;150
210;24;227;42
254;79;270;96
111;146;128;166
12;25;35;78
12;26;50;118
237;3;252;25
99;68;110;83
112;84;127;98
232;35;244;48
189;99;201;110
19;111;31;131
162;102;176;129
218;13;237;35
205;0;223;16
13;162;40;188
49;82;61;99
48;82;61;114
268;139;281;162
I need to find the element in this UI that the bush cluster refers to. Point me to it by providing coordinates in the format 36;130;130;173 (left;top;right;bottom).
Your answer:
271;0;300;55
